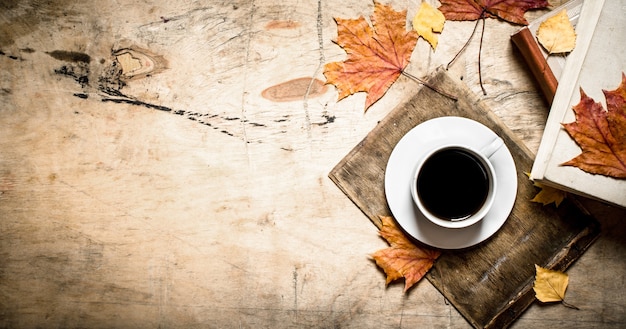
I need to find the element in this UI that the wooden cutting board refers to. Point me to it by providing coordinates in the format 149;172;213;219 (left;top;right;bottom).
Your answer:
328;67;600;329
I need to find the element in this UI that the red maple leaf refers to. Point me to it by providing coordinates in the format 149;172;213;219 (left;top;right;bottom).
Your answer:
438;0;549;25
438;0;549;94
323;1;418;111
562;73;626;178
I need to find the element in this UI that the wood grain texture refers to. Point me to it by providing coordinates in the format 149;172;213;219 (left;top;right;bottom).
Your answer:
1;0;625;328
329;67;600;328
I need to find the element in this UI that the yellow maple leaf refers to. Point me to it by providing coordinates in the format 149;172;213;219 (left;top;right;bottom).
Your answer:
526;173;566;207
531;183;566;206
536;10;576;54
533;265;579;309
412;2;445;49
372;215;441;292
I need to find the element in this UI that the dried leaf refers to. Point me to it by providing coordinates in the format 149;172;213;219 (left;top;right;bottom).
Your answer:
412;2;445;49
323;1;418;111
526;173;566;207
438;0;549;25
536;10;576;54
533;265;579;309
372;215;441;292
562;73;626;178
438;0;548;94
531;182;566;207
533;265;568;302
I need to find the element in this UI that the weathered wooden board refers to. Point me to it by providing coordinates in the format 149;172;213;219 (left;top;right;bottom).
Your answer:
3;0;626;327
329;67;601;328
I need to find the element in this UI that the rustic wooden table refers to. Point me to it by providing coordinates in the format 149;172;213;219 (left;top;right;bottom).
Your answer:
1;1;625;328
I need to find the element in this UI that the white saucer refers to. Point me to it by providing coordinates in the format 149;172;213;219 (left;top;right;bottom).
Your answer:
384;116;517;249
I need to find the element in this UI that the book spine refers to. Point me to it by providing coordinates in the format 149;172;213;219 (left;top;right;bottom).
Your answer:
511;27;558;105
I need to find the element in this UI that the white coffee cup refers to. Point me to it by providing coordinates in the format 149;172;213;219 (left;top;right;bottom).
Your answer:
410;137;503;229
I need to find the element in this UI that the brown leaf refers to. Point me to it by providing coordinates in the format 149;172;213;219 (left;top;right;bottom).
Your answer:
323;1;418;111
562;73;626;178
438;0;549;25
372;215;441;292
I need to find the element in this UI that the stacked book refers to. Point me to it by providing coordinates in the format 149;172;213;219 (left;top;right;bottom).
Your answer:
513;0;626;208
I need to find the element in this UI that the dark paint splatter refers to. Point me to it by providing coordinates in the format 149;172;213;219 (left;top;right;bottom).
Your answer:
322;114;335;124
98;59;126;96
0;50;22;61
54;64;89;87
101;97;172;112
47;50;91;63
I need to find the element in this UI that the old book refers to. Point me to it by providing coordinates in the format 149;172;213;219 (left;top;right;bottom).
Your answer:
530;0;626;208
511;0;583;104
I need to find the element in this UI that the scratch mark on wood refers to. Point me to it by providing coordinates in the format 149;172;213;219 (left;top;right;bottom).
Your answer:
478;255;508;285
301;0;326;138
293;267;298;323
101;97;172;112
239;1;257;157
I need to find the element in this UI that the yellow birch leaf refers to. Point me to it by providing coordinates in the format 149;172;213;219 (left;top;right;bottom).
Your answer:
536;10;576;54
533;265;579;309
412;2;445;49
534;265;569;303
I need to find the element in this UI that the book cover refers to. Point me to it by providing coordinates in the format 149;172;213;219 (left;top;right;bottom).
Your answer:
530;0;626;208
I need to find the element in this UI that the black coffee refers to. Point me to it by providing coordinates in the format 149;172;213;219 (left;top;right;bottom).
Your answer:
416;148;490;220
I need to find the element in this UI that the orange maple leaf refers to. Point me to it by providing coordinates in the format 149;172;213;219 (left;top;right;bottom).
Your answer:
438;0;549;25
562;73;626;178
372;215;441;292
323;1;418;111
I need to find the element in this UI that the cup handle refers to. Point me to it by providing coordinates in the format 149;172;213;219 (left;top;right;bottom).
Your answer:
480;137;504;159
